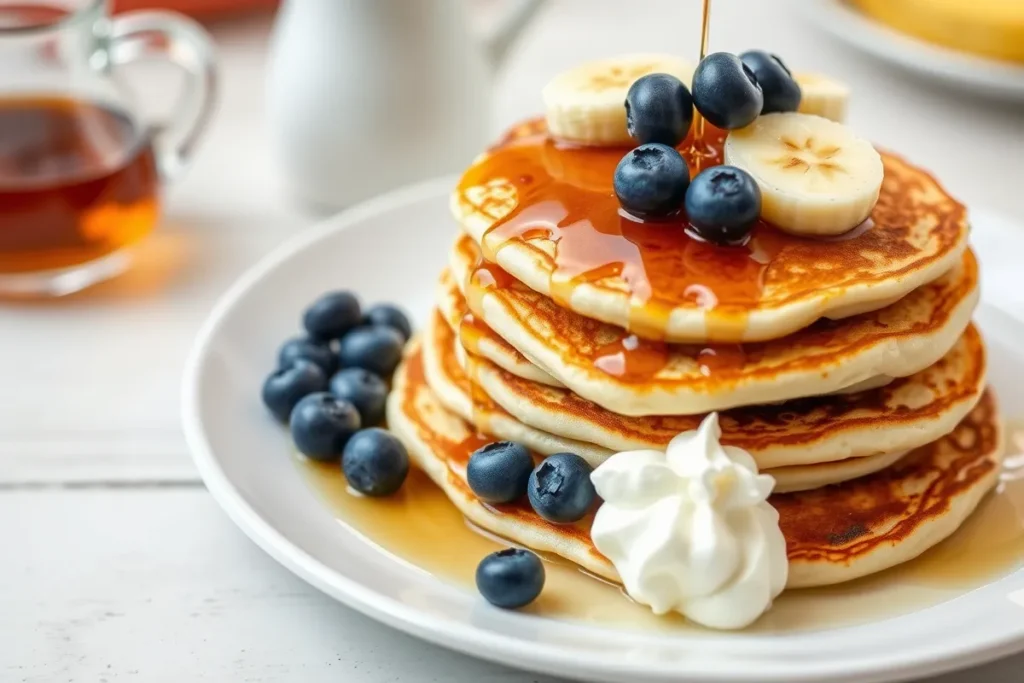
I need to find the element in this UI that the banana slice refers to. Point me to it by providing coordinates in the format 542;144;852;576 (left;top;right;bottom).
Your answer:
543;54;694;146
794;73;850;122
724;112;883;237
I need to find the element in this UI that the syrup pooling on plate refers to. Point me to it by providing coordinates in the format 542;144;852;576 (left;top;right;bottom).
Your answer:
320;347;1024;632
456;119;934;342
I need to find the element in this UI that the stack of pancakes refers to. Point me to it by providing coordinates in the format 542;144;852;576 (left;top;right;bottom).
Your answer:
388;119;1003;590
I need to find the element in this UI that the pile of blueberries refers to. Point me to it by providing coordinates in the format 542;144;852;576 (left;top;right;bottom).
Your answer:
614;50;801;245
470;442;596;609
261;291;413;496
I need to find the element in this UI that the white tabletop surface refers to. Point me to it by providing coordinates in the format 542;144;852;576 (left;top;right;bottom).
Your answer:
4;1;1023;681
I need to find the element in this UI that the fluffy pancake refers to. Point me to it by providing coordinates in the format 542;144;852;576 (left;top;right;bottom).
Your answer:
450;236;979;416
388;342;1004;589
464;322;986;469
452;119;969;343
423;312;937;492
436;267;563;388
421;309;611;464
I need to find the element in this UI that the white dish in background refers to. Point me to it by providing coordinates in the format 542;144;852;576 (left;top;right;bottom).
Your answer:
182;177;1024;683
801;0;1024;102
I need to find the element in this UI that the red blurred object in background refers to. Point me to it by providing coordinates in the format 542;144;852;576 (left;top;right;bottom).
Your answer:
112;0;278;19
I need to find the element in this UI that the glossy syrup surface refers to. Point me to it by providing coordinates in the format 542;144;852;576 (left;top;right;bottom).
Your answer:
454;232;755;384
299;420;1024;633
454;118;958;345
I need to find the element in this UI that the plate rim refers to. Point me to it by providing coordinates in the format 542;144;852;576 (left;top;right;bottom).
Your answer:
801;0;1024;100
181;177;1024;683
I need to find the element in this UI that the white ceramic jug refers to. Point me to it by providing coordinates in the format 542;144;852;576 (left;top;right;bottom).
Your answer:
266;0;545;211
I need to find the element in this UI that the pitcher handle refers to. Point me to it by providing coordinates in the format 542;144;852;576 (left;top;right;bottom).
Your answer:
106;11;218;181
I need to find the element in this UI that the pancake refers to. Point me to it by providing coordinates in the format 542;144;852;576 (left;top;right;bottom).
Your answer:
436;267;564;388
440;264;895;399
466;324;987;469
452;118;969;343
421;308;612;464
423;313;934;492
388;343;1004;589
450;235;979;416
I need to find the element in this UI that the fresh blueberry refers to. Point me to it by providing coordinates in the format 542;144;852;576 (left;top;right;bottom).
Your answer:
261;360;327;423
278;336;336;375
303;291;361;341
342;427;409;496
337;326;405;378
740;50;800;114
467;441;534;504
361;303;412;342
625;73;694;147
289;392;361;461
329;367;388;426
613;143;690;219
476;548;545;609
691;52;764;130
527;453;596;524
685;165;762;245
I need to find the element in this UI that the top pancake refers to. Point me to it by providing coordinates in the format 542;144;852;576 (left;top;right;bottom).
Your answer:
452;118;969;343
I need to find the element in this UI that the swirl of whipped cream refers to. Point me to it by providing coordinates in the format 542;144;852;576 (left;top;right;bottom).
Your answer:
589;413;788;630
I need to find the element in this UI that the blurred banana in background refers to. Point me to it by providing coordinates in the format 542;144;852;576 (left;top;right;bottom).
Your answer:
851;0;1024;64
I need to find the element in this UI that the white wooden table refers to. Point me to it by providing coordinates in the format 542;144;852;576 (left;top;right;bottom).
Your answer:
4;2;1023;681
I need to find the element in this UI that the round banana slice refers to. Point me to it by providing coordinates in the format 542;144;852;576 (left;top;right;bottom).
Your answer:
724;112;883;237
543;54;694;146
794;73;850;122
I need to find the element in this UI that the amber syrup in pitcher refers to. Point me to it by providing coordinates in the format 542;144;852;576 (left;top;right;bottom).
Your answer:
0;95;160;274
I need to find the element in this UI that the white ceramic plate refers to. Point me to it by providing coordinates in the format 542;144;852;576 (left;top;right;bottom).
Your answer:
801;0;1024;102
182;178;1024;683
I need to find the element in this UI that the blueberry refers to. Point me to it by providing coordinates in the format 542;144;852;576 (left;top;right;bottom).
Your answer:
625;73;694;147
337;326;405;378
279;336;336;375
476;548;545;609
342;427;409;496
303;291;361;341
289;392;361;461
329;367;388;426
613;143;690;219
261;360;327;423
740;50;800;114
685;165;762;245
467;441;533;504
527;453;596;524
361;303;412;342
692;52;763;130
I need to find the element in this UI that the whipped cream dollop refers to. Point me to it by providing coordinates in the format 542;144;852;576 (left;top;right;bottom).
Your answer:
589;413;788;630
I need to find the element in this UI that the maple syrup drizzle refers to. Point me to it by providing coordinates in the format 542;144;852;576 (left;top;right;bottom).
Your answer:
459;232;753;384
696;344;747;377
457;122;869;352
592;334;671;381
463;258;518;318
691;0;716;170
458;312;490;358
452;431;494;467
